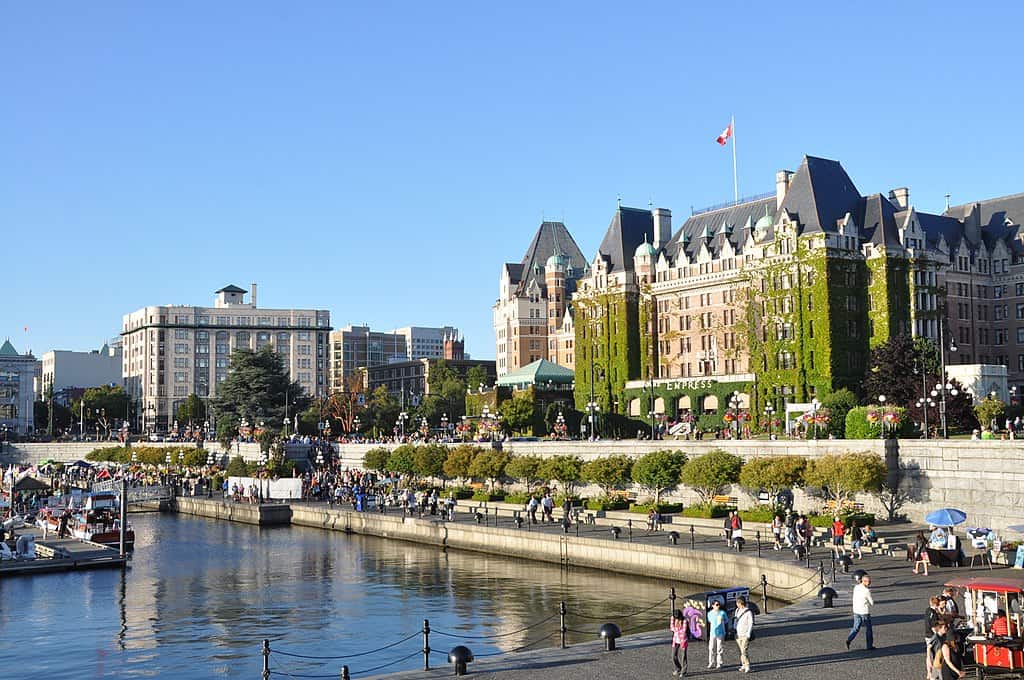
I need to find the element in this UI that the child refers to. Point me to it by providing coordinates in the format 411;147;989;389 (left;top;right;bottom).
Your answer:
670;609;689;676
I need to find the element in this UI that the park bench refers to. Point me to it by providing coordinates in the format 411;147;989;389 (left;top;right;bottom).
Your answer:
823;500;865;515
712;495;739;508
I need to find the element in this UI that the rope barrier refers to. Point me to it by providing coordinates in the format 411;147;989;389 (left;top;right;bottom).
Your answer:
348;650;423;677
765;570;820;591
474;633;556;657
570;595;670;620
432;613;559;640
271;631;420;660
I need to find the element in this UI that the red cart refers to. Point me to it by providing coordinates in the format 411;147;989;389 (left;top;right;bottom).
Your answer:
946;575;1024;678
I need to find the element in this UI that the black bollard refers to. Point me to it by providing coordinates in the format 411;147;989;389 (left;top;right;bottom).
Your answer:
756;530;761;557
262;639;270;680
761;574;769;614
627;519;632;542
670;587;677;618
818;561;825;588
689;525;696;549
669;530;679;545
562;518;571;534
474;511;483;524
514;516;524;529
610;526;621;540
422;618;431;671
448;646;473;676
341;665;350;680
818;587;837;608
599;623;622;651
559;601;567;649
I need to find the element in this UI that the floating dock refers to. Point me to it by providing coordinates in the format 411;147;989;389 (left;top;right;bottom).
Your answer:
0;527;127;576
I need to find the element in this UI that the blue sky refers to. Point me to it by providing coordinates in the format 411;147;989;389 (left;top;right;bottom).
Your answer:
3;2;1023;360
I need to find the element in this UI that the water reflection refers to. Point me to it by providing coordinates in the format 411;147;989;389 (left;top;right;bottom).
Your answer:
0;513;773;679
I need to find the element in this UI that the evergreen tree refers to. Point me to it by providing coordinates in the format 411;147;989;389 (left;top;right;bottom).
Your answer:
212;347;308;442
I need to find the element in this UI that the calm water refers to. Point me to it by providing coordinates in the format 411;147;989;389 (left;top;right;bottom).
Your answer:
0;513;726;679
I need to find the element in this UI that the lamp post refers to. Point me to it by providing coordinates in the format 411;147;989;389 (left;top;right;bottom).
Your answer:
397;411;408;440
937;316;958;439
729;391;742;440
915;396;935;439
440;413;449;441
878;395;886;440
763;404;776;439
555;410;565;440
809;397;820;439
586;400;600;442
352;416;361;437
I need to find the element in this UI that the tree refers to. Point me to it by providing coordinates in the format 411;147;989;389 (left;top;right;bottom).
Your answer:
844;405;915;439
468;449;510;489
538;455;583;497
212;347;309;437
443;444;480;483
680;450;743;506
72;384;131;439
738;456;806;500
427;359;467;420
466;365;491;391
364;385;400;437
581;455;633;496
364;447;391;472
34;399;73;435
804;452;886;503
820;389;858;439
226;455;249;477
176;394;207;426
631;450;687;504
505;455;544;492
414;443;448;481
328;372;367;434
499;391;535;435
975;395;1006;431
385;444;417;476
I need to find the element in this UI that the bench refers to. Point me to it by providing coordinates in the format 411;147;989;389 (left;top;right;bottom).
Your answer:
712;495;739;507
823;500;865;515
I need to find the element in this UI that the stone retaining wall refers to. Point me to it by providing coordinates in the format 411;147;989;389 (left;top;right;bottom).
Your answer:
171;497;292;526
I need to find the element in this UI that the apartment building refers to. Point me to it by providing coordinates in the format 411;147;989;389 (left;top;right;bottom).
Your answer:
122;284;330;431
41;343;122;405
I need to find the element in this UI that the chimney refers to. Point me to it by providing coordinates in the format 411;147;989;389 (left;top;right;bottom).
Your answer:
652;208;672;250
776;170;794;209
888;187;910;210
250;282;257;308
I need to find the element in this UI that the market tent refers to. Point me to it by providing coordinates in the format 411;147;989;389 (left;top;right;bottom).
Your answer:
13;477;51;492
925;508;968;526
69;460;93;468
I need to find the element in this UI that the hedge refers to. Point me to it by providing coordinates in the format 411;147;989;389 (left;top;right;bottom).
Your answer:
681;504;731;519
629;502;683;514
809;512;876;527
586;497;631;511
471;490;505;502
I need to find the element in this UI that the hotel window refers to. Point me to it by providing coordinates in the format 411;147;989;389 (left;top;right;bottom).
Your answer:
217;316;230;325
198;316;210;325
175;329;189;339
196;358;209;368
174;343;189;353
174;371;188;383
174;358;188;368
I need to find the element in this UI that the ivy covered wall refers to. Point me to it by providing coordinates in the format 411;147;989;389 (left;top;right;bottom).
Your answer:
574;288;643;413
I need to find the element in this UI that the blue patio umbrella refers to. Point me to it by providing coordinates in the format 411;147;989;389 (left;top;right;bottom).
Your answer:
925;508;968;526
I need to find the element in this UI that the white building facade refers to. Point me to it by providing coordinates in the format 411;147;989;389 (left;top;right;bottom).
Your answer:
122;284;331;432
41;344;123;404
0;340;36;435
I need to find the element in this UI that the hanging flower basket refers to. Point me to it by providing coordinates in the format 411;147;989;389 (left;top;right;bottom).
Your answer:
865;408;879;424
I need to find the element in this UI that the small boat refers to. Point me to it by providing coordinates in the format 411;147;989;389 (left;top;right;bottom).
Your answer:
36;493;135;548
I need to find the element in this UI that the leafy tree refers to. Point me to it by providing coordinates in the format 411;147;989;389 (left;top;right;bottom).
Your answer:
327;372;366;434
466;365;491;391
468;449;510;489
631;449;687;504
365;385;400;437
426;359;467;421
443;444;480;482
804;452;886;503
844;405;915;439
975;395;1006;431
738;456;806;500
505;455;544;492
364;447;391;472
72;384;131;438
820;389;858;438
386;444;417;476
226;455;249;477
581;455;633;496
212;347;309;437
862;335;937;407
414;443;448;480
680;450;743;506
34;399;74;435
498;391;535;435
538;455;583;497
175;394;207;426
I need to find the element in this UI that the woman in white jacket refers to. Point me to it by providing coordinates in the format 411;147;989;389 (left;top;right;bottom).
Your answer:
733;597;754;673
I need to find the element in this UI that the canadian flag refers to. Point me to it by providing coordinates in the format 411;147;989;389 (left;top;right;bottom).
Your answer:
716;122;733;146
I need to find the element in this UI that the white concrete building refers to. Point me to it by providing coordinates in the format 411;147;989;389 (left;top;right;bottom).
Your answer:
0;340;36;435
122;284;331;432
389;326;462;360
41;343;123;404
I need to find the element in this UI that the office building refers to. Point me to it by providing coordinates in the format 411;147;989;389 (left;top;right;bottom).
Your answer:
0;340;36;435
41;343;123;405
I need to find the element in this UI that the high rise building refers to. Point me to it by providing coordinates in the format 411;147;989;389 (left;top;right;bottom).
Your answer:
493;221;587;376
572;155;1024;423
41;343;123;405
0;339;36;435
390;326;463;360
328;324;463;393
122;284;331;432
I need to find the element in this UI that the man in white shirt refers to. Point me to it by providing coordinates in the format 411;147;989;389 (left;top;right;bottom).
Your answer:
733;596;754;673
846;574;876;650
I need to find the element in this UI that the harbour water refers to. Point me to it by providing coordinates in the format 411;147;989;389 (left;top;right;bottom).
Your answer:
0;512;733;679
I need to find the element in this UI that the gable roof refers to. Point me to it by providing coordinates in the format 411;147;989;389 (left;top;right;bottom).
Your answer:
665;196;775;263
777;156;862;235
596;207;654;274
215;284;247;294
496;358;574;386
0;339;18;357
510;221;587;295
857;193;901;247
945;192;1024;228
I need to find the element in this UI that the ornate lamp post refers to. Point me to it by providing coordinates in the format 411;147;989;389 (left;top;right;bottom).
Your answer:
763;404;776;439
728;391;742;440
440;413;449;441
916;396;935;439
555;410;566;440
936;316;959;438
397;411;408;439
586;400;600;442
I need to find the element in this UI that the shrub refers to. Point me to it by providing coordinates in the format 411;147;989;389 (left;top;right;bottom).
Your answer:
443;444;482;482
446;486;475;499
503;492;534;505
581;455;633;496
538;455;584;497
471;490;505;502
681;504;731;519
844;406;915;439
805;452;886;502
629;502;683;514
809;512;876;528
585;496;631;511
821;389;859;438
364;447;391;472
679;450;743;505
226;455;249;478
738;508;775;523
738;455;806;500
630;449;687;504
554;494;582;507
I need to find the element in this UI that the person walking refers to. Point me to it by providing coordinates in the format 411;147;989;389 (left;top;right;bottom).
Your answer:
707;600;727;669
526;495;539;524
832;516;847;557
723;512;734;547
733;596;754;673
850;520;864;560
846;574;876;651
771;514;783;550
541;493;554;523
669;609;690;676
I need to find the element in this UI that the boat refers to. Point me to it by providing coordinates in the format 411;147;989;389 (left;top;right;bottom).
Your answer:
36;493;135;548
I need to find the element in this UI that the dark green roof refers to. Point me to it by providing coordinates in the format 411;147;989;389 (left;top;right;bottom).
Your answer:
497;359;574;387
0;339;18;357
216;284;247;294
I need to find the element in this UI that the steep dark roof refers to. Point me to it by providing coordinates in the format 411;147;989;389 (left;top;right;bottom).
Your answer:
596;207;654;273
778;156;862;235
665;196;775;263
503;262;524;285
216;284;247;294
510;221;586;296
945;192;1024;227
915;211;964;250
0;339;18;357
857;194;901;247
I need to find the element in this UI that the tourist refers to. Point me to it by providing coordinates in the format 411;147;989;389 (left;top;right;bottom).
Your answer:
932;618;966;679
733;596;754;673
723;512;734;547
845;574;875;651
799;514;814;550
771;514;783;550
706;600;727;669
914;531;930;575
925;597;944;677
850;520;864;560
541;493;554;523
527;495;539;524
669;608;689;676
831;516;847;557
647;507;661;531
941;587;960;618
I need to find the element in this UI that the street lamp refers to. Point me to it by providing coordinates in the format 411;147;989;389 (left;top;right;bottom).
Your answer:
809;397;821;439
206;450;215;466
440;413;449;441
586;400;600;441
728;391;743;440
763;404;776;439
916;396;935;439
397;411;409;439
555;410;565;440
353;416;361;436
936;316;958;438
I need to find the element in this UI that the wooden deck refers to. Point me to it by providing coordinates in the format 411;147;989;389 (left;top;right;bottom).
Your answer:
0;527;127;576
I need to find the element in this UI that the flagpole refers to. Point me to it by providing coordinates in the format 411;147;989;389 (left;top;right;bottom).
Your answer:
731;115;738;204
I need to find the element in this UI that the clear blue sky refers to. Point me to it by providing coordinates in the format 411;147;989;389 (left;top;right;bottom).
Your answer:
4;2;1023;360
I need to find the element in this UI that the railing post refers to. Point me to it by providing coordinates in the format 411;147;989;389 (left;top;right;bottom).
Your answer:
341;665;350;680
559;601;567;649
670;586;677;617
760;574;768;614
805;544;812;568
831;555;837;584
756;530;761;558
627;519;633;542
689;525;696;550
423;618;431;670
262;639;270;680
818;561;825;588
